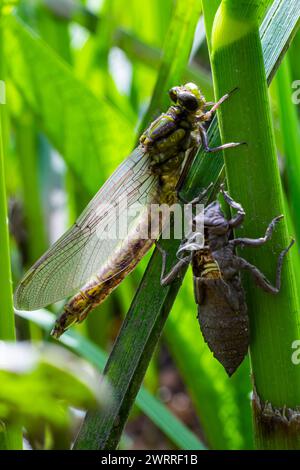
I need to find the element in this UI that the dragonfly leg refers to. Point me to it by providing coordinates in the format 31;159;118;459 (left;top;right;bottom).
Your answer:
199;125;244;154
230;215;284;248
189;183;214;205
220;184;245;228
156;243;190;286
234;239;294;294
78;306;92;323
202;88;238;118
203;101;215;108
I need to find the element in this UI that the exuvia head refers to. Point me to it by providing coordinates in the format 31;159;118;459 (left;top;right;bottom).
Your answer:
204;201;230;235
169;83;205;112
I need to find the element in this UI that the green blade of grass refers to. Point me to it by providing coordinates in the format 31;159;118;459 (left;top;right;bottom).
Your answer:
260;0;300;84
179;0;300;204
288;30;300;85
0;46;15;341
16;308;205;450
203;0;300;449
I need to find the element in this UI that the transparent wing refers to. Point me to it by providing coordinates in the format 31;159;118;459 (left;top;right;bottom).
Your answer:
14;146;158;310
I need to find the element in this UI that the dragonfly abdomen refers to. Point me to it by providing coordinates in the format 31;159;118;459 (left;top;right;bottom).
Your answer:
51;208;160;338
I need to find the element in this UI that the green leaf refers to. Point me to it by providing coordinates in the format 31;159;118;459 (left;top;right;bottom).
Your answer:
4;14;135;196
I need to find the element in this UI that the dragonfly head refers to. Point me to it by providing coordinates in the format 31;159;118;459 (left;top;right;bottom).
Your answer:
169;83;205;112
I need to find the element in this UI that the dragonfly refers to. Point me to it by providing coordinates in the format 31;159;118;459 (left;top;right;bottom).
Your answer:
14;83;241;338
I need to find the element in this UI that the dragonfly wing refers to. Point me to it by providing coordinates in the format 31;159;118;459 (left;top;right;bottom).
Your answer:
14;146;158;310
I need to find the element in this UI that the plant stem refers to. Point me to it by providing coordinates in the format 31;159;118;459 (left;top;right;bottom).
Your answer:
203;0;300;449
202;0;221;52
0;5;22;449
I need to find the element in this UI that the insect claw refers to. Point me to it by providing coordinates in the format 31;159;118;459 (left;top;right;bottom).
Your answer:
228;86;239;96
220;183;228;196
272;214;284;223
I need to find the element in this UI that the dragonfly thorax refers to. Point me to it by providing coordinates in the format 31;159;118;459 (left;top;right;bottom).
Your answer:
140;104;199;173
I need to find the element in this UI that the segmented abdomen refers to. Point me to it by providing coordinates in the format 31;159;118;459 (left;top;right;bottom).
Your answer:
193;252;249;376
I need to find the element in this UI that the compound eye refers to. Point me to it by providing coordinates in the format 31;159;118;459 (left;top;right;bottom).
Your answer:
169;87;178;102
180;93;199;111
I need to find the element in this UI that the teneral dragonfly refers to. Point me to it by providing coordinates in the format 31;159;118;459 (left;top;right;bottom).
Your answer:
14;83;241;337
